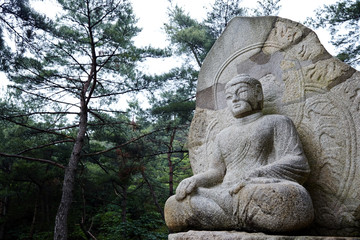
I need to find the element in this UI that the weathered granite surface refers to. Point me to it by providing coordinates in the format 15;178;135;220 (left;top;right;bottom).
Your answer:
168;231;359;240
165;74;314;233
166;16;360;238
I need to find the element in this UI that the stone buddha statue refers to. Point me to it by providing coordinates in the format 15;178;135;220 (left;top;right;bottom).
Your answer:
164;74;314;233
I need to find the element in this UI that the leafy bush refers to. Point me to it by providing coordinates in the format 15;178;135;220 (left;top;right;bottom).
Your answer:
95;210;167;240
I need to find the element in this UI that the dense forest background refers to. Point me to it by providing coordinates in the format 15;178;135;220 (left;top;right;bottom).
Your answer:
0;0;358;239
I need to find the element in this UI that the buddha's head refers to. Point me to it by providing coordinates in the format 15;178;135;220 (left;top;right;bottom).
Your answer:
225;74;264;118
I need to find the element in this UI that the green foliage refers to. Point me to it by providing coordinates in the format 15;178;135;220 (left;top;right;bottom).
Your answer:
253;0;281;16
205;0;247;38
0;0;51;52
152;101;195;121
0;0;289;239
0;0;171;239
161;0;249;117
306;0;360;66
165;0;249;67
164;6;213;67
95;210;167;240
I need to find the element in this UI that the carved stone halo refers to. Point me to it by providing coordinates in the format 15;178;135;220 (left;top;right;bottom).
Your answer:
213;42;305;124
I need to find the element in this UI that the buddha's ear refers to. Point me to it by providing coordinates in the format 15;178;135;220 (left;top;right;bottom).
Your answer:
255;84;264;110
255;84;263;101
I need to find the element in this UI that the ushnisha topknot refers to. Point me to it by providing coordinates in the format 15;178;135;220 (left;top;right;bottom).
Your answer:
225;74;262;90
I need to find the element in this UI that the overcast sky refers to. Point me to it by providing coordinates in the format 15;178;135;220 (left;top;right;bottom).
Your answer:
129;0;339;75
29;0;338;58
131;0;337;52
1;0;340;98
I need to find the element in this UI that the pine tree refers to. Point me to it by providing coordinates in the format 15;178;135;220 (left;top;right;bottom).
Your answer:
253;0;281;16
306;0;360;66
2;0;166;239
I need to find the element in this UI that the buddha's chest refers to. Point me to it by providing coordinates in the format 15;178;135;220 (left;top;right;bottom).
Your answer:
218;122;274;164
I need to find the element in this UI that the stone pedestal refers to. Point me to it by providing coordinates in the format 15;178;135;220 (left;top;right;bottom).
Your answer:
168;231;359;240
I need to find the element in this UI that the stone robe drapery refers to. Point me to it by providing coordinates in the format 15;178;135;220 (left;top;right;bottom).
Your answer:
216;112;310;185
165;113;314;233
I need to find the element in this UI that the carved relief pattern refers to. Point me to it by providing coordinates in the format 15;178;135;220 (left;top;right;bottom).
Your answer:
302;96;353;197
303;59;352;89
264;19;303;54
344;78;360;112
188;109;213;174
339;78;360;203
281;60;304;102
191;16;360;235
287;30;353;91
188;108;233;174
299;89;359;233
291;32;324;61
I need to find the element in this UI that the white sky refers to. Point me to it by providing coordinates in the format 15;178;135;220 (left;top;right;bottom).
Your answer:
21;0;340;71
0;0;341;107
130;0;338;75
131;0;337;50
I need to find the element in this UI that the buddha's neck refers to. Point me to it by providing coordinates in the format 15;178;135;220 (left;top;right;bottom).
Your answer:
234;111;263;125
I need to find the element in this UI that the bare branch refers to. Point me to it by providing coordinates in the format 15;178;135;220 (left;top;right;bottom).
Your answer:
9;85;79;108
88;108;126;114
17;139;75;155
142;150;188;159
8;111;79;118
88;109;106;123
0;152;65;169
0;115;75;140
90;87;144;98
47;124;79;132
83;128;167;156
90;1;122;29
52;41;89;76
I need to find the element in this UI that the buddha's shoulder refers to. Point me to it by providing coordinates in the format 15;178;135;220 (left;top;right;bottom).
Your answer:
261;114;292;122
217;114;294;136
260;114;295;127
218;124;235;135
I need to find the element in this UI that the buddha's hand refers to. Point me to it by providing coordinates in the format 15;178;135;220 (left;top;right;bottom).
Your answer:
229;171;263;195
175;177;197;201
229;178;249;196
229;177;282;195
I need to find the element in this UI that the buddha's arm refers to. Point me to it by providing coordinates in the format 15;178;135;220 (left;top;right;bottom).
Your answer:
230;117;309;195
175;145;225;201
194;149;226;187
248;116;310;184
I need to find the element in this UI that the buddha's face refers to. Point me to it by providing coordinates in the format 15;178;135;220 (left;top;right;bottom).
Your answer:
225;83;260;118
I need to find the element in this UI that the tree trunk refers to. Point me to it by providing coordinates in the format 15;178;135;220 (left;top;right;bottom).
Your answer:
167;128;176;196
54;101;88;240
29;192;39;239
0;161;11;240
121;185;127;223
0;196;8;240
141;170;164;219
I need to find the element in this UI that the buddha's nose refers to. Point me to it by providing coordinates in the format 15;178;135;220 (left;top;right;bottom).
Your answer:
232;95;240;102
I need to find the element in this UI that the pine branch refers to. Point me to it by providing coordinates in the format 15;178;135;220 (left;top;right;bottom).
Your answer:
0;152;65;169
0;115;75;140
83;128;167;156
9;85;79;108
17;139;75;155
8;111;79;118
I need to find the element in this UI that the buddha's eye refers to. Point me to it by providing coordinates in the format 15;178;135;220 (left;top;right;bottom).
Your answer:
235;88;248;98
236;89;247;94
